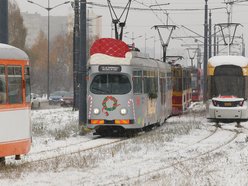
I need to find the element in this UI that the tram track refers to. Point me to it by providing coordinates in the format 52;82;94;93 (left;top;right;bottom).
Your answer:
164;126;218;155
19;137;127;165
22;114;215;171
102;127;240;185
26;135;101;159
25;106;206;165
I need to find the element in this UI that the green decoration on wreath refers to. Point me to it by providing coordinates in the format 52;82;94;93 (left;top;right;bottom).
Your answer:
102;96;120;116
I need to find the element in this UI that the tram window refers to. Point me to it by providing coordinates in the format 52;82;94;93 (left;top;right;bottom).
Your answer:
143;71;149;94
191;75;197;89
25;66;31;103
167;72;172;90
173;77;182;91
7;66;23;104
90;74;131;94
143;70;158;94
160;75;166;104
133;71;142;94
0;65;6;104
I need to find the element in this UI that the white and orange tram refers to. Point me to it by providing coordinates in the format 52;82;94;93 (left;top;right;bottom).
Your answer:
87;38;172;135
0;44;31;163
207;55;248;126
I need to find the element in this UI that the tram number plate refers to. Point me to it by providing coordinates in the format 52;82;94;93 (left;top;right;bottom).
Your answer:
224;102;232;106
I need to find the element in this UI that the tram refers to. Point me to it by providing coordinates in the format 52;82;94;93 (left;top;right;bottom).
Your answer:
171;65;192;115
207;55;248;125
87;38;172;135
0;44;31;163
191;67;203;102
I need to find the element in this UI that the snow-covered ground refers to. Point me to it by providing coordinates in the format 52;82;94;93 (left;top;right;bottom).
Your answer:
1;104;248;186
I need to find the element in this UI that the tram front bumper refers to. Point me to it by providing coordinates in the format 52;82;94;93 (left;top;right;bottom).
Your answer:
208;105;248;120
87;119;141;129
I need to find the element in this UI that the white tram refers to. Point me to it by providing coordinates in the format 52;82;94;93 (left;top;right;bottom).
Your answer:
207;55;248;125
0;44;31;163
87;38;172;135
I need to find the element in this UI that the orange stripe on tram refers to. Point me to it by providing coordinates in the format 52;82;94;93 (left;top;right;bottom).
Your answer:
90;120;104;124
0;139;31;157
115;120;130;124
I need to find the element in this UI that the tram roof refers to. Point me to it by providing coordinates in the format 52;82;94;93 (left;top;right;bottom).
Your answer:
88;38;167;68
208;55;248;67
0;43;28;60
88;51;165;68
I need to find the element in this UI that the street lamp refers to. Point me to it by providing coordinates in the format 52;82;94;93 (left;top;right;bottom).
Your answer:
27;0;70;99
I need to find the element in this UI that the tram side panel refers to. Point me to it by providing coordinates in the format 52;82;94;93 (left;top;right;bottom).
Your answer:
0;110;31;157
172;66;192;115
0;55;31;159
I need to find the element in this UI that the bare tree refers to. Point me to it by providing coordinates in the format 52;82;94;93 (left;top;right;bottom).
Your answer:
8;0;27;50
50;33;73;92
28;31;48;94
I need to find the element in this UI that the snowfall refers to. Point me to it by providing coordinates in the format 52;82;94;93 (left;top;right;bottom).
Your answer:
1;103;248;186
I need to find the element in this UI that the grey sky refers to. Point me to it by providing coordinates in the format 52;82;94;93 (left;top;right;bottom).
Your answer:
16;0;73;16
16;0;248;65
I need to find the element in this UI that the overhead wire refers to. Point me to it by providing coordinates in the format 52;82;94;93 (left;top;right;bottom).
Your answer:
89;0;240;52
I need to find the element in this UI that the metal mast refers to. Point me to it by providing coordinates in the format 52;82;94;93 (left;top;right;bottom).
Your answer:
153;25;176;62
72;0;80;110
203;0;208;102
0;0;8;44
107;0;132;40
79;0;87;132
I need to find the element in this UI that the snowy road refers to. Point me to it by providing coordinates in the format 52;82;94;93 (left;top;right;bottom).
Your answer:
1;106;248;186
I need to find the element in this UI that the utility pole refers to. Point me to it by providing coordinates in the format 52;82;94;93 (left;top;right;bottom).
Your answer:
79;0;87;132
203;0;208;102
214;25;217;56
209;10;212;58
242;34;245;56
0;0;8;164
73;0;80;110
0;0;8;44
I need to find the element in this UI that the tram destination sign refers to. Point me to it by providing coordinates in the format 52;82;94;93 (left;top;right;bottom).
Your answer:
99;65;121;72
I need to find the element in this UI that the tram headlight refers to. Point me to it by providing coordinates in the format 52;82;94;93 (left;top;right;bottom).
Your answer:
212;100;218;106
93;108;100;115
120;108;128;115
239;100;244;106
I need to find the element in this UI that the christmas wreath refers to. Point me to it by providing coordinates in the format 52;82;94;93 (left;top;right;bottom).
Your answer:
102;96;120;116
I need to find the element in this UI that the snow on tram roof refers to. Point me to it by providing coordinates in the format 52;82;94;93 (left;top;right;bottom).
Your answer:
208;55;248;67
0;43;28;60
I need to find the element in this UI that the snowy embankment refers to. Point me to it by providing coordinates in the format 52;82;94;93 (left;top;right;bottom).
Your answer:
1;104;248;186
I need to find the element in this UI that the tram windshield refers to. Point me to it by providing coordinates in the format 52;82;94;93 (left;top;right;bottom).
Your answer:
90;74;131;94
210;65;245;98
